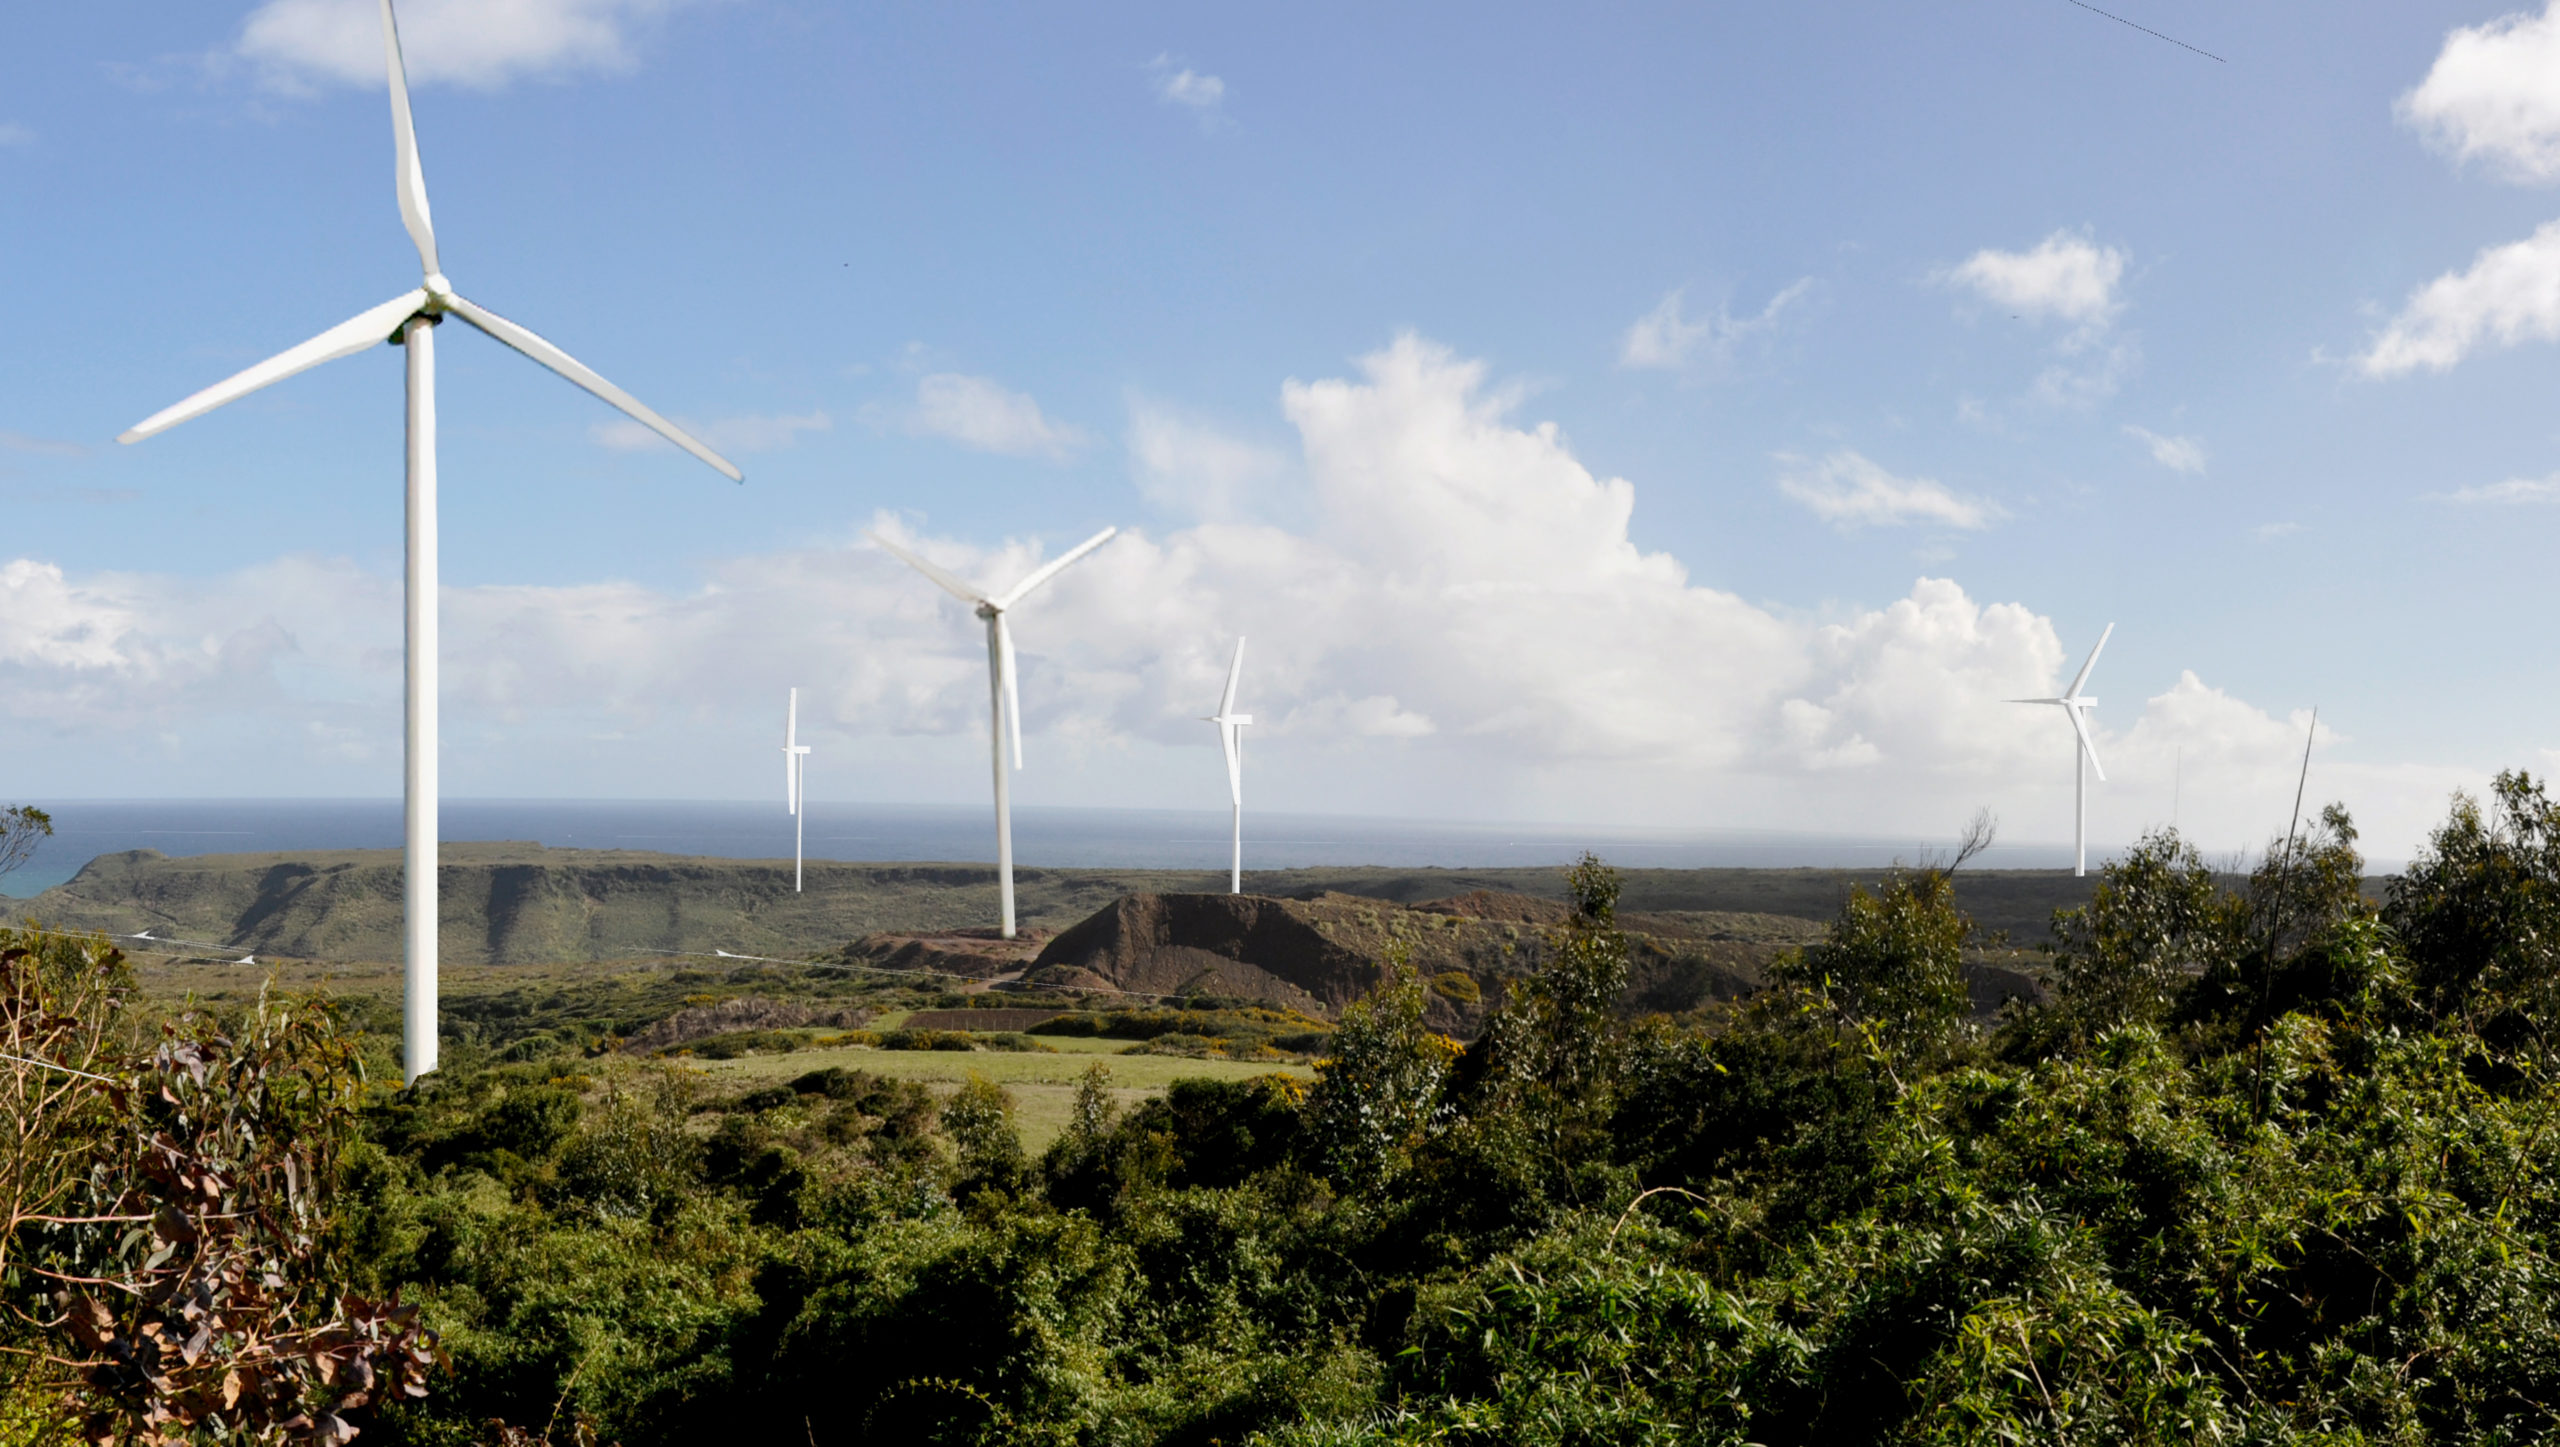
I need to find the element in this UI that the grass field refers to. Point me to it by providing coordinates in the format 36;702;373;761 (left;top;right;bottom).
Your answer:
689;1040;1315;1150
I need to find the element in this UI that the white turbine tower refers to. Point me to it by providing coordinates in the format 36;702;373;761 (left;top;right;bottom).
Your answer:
782;688;812;893
2010;623;2113;877
869;527;1120;938
1203;638;1252;895
117;0;742;1083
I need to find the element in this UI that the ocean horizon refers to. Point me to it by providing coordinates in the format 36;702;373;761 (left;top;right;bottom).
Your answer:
0;797;2094;899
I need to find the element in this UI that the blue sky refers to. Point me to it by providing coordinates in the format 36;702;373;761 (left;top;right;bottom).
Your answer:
6;0;2560;864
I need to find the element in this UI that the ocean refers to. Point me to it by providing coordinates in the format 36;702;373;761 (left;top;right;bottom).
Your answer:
0;798;2082;898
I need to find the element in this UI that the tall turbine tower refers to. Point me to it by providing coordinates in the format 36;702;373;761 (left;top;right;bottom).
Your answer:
870;527;1119;937
1203;637;1251;894
118;0;742;1083
782;688;812;893
2009;623;2113;877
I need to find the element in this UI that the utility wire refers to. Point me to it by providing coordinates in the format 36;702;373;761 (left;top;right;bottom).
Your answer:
2060;0;2224;63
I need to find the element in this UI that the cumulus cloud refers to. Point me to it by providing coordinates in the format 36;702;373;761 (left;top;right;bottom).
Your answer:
1939;230;2128;334
4;334;2471;852
2400;0;2560;183
1619;280;1812;370
1125;398;1286;519
238;0;687;89
590;410;831;457
2359;219;2560;375
2122;424;2206;475
867;374;1090;460
1777;451;1998;530
2429;472;2560;503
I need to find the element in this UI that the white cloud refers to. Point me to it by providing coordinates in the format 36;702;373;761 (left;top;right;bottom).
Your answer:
1153;62;1224;111
1125;398;1286;519
1619;280;1813;370
1939;230;2128;334
0;124;32;149
2429;472;2560;503
0;335;2477;854
2400;0;2560;183
2359;218;2560;375
238;0;687;90
590;409;831;456
2252;521;2303;539
2122;423;2206;475
870;374;1090;460
1777;451;1998;530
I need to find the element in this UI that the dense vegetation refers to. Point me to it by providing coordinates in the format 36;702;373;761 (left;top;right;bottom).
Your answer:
24;774;2560;1442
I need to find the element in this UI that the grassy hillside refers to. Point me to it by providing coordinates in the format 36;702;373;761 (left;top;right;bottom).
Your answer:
14;841;2109;966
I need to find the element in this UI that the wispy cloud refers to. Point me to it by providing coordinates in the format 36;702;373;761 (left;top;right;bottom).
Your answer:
590;409;831;457
1126;396;1286;519
867;374;1090;460
0;124;32;149
0;431;86;459
2399;0;2560;183
2253;521;2304;539
2122;424;2206;475
2428;472;2560;504
237;0;692;90
1619;280;1812;371
1778;450;1998;530
1149;54;1226;125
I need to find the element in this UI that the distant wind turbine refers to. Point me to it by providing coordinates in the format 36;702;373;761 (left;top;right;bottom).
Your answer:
1203;638;1252;894
2010;623;2112;877
782;688;812;893
117;0;742;1084
869;526;1120;938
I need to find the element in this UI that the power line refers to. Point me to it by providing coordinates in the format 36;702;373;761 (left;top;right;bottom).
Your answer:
2060;0;2224;63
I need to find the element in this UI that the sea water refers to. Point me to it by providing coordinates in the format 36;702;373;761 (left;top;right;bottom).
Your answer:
0;798;2082;898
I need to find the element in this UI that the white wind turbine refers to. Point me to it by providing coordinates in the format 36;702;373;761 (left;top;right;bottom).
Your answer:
1203;638;1252;895
2010;623;2113;877
782;688;812;893
869;526;1120;938
118;0;742;1083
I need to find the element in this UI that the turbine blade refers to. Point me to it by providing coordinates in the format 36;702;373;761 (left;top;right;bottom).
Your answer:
867;532;988;605
998;613;1024;770
2067;703;2107;783
1218;635;1246;716
379;0;439;277
438;293;743;481
119;290;428;443
786;686;798;748
992;526;1118;609
2065;622;2114;700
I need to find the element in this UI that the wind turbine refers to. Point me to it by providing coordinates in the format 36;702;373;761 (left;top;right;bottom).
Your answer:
782;688;812;893
2010;623;2113;877
869;526;1120;938
117;0;742;1083
1203;638;1251;894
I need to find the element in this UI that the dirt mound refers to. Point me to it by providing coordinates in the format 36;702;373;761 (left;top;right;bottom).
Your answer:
621;995;874;1052
1021;891;1770;1033
828;928;1049;983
